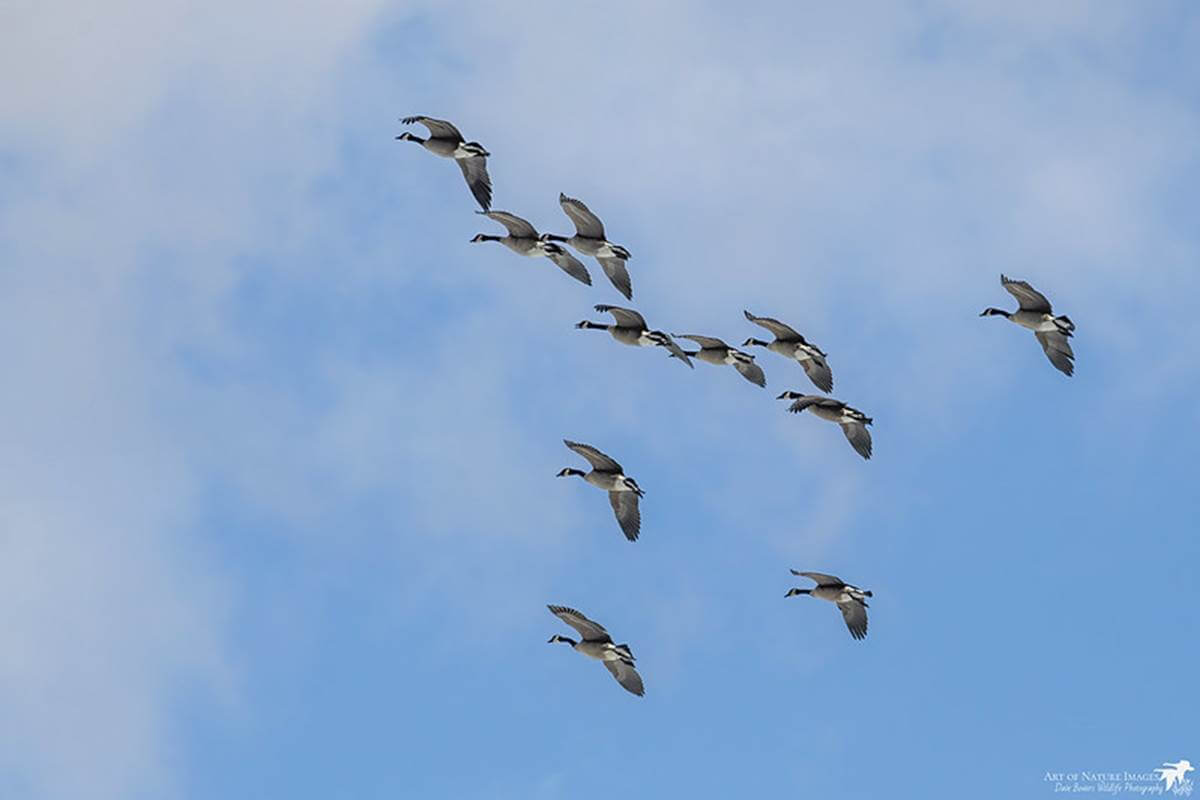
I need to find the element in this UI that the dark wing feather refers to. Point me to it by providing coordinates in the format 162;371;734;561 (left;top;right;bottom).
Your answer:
401;115;464;141
791;570;845;586
1035;331;1075;376
1001;275;1053;313
734;358;767;387
608;491;641;542
594;304;647;330
838;599;869;640
801;354;833;393
678;334;730;351
597;257;633;300
547;605;612;642
546;249;592;285
481;210;537;238
604;659;645;696
559;194;606;238
457;156;492;211
743;310;806;342
563;440;623;472
841;422;873;460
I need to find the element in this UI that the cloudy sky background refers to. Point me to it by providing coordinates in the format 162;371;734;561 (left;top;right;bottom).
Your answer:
2;2;1198;798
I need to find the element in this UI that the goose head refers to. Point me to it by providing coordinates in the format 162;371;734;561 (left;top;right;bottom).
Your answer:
979;307;1011;319
743;337;769;348
776;391;804;401
785;588;812;598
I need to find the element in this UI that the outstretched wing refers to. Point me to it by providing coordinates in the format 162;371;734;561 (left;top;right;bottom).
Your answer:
1035;331;1075;376
547;605;612;642
608;491;641;542
594;304;647;330
744;310;806;342
563;440;623;473
1001;275;1053;313
559;193;607;238
597;257;633;300
651;333;695;368
401;115;464;141
604;659;645;696
734;358;766;387
801;354;833;393
791;570;845;586
678;334;730;350
786;394;822;413
480;210;537;238
841;421;873;460
837;598;869;640
545;248;592;286
457;156;492;211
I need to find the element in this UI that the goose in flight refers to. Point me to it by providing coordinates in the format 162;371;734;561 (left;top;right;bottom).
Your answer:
742;310;833;392
980;275;1076;376
785;571;872;640
675;334;766;387
541;194;634;300
547;605;644;696
777;392;873;460
576;305;693;367
395;115;492;210
472;211;591;286
557;440;643;541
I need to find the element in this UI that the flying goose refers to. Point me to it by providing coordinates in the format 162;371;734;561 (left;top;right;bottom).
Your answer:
980;275;1076;376
471;211;592;286
395;115;492;210
675;334;766;387
785;571;872;640
547;605;644;696
742;310;833;392
557;440;643;541
540;194;634;300
576;305;693;367
777;392;873;460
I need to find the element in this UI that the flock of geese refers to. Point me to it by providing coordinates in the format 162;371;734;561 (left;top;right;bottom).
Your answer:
397;114;1079;697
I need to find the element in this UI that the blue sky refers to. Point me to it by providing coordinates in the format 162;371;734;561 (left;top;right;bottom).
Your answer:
2;2;1198;798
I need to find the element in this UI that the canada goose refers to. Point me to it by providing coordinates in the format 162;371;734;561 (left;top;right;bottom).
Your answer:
785;571;872;640
540;194;634;300
776;392;873;460
576;305;693;368
547;605;644;696
980;274;1076;376
742;310;833;392
675;334;766;387
395;115;492;210
557;440;643;541
471;211;591;286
